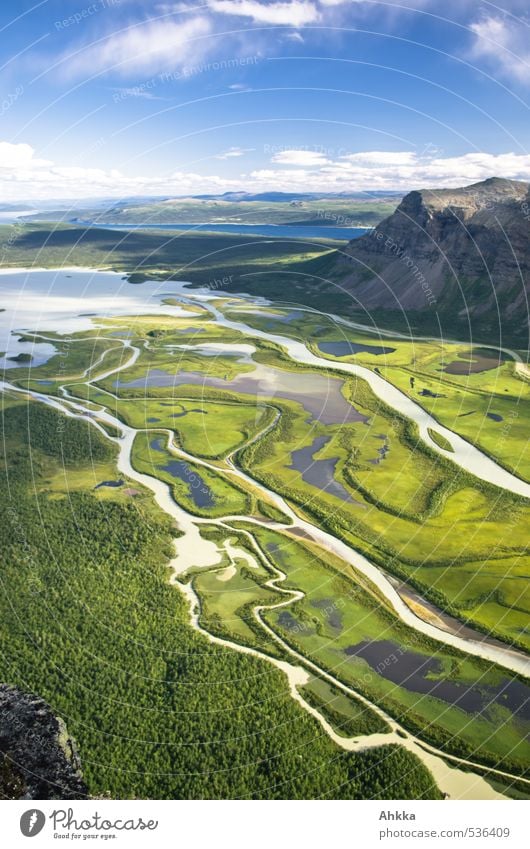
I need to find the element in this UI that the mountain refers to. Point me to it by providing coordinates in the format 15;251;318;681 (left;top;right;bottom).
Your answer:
333;178;530;344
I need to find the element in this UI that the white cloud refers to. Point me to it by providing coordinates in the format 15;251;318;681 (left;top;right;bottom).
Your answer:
341;151;418;166
1;142;529;201
111;86;164;100
470;15;530;84
254;149;530;190
208;1;320;25
271;149;331;166
0;142;51;169
62;17;212;78
215;146;254;158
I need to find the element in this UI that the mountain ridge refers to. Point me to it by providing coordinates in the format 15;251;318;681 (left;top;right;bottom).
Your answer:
332;177;529;344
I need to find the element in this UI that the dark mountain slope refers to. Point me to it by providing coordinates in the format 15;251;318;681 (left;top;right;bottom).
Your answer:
332;177;530;345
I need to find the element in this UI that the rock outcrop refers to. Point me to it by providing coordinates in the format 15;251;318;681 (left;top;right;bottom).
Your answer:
0;685;87;799
335;177;530;342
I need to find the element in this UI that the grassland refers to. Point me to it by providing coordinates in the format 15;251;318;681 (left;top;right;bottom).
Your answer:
225;305;530;482
299;676;390;738
2;220;529;348
131;430;250;518
0;222;337;284
9;308;530;651
223;523;530;774
227;351;530;650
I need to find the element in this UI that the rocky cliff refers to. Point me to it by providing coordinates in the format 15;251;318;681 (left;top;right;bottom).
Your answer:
335;177;530;343
0;685;87;799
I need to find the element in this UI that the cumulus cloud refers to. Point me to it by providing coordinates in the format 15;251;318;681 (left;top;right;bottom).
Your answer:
0;142;51;169
254;149;530;190
2;142;529;200
0;139;246;200
470;15;530;84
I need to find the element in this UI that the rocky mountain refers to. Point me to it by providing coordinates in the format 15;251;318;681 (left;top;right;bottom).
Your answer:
0;685;87;799
334;178;530;344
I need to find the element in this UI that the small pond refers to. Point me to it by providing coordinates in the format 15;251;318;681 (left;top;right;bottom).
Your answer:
318;340;396;357
150;437;214;508
289;435;363;504
344;639;530;719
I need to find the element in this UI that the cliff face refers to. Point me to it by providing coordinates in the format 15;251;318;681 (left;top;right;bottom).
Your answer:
337;178;530;339
0;685;87;799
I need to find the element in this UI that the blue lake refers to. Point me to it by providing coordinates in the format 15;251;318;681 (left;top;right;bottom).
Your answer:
87;222;367;241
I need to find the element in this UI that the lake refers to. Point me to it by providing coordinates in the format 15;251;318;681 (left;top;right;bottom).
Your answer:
84;222;367;241
0;268;201;370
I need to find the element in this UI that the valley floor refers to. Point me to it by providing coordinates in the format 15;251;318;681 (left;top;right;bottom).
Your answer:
1;269;529;800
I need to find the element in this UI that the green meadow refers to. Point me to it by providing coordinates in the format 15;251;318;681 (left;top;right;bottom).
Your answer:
226;523;530;775
9;311;530;651
131;430;250;518
225;305;530;481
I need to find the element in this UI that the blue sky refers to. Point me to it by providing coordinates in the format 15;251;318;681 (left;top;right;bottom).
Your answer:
0;0;529;199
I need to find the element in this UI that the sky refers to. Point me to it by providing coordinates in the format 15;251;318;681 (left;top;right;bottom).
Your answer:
0;0;529;200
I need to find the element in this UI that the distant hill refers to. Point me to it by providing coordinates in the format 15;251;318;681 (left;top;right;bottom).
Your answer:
329;177;530;345
24;194;400;229
192;190;402;203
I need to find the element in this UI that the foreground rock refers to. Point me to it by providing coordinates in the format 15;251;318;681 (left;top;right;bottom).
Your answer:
0;685;87;799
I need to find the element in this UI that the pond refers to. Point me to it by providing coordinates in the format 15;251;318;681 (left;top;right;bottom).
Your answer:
150;437;215;508
289;435;363;504
311;597;343;631
277;610;306;633
117;361;370;426
443;349;508;375
318;340;396;357
94;479;124;489
344;639;530;720
158;460;215;508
